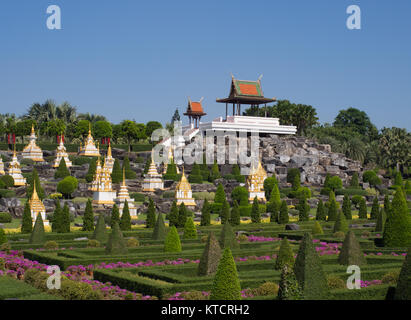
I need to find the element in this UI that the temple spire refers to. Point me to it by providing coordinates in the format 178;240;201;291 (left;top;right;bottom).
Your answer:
122;167;126;187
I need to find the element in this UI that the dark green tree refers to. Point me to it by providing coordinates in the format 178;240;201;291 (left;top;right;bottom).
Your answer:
82;199;94;231
279;200;289;224
297;196;310;222
92;214;108;243
21;202;33;234
200;199;211;226
209;248;241;300
29;213;46;244
264;176;278;199
338;231;366;266
188;163;203;183
333;211;349;233
85;158;97;183
394;245;411;300
327;191;339;222
198;232;222;276
51;200;62;233
120;200;132;231
214;183;226;204
370;197;379;220
167;200;179;227
342;195;352;220
220;200;230;224
183;217;197;239
26;169;45;200
278;264;302;300
110;204;120;228
209;161;221;182
375;209;387;233
152;213;167;240
122;156;136;179
105;222;128;255
146;198;156;228
219;222;239;250
251;196;261;223
111;158;122;183
164;226;182;252
350;172;359;188
177;203;188;228
61;203;71;233
229;201;241;226
293;233;329;299
54;158;70;179
358;198;368;219
315;200;326;221
275;237;295;270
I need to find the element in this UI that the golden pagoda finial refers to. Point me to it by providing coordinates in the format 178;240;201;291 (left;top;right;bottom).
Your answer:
13;144;16;157
122;167;126;186
88;122;91;134
107;141;112;157
97;156;101;167
31;123;35;134
31;180;39;201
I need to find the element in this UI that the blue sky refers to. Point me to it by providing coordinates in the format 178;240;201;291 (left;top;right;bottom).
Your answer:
0;0;410;130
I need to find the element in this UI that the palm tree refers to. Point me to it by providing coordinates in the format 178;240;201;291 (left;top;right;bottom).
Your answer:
77;112;107;123
56;102;77;123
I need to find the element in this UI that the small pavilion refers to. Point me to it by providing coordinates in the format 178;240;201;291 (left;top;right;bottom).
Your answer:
184;98;207;129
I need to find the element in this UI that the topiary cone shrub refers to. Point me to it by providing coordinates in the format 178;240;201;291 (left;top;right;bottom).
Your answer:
338;230;366;266
293;232;329;300
275;237;295;271
120;200;132;231
92;214;108;244
219;222;239;250
312;221;324;235
198;232;222;276
394;245;411;300
209;248;241;300
29;213;46;244
315;200;326;221
152;213;167;240
375;209;387;233
105;222;128;255
164;226;182;253
54;157;70;179
183;217;197;239
83;199;94;231
278;264;302;300
333;211;349;234
21;202;33;234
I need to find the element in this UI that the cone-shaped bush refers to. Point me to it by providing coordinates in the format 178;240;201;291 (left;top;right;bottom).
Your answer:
105;222;128;255
61;203;71;233
268;184;281;211
177;203;188;228
21;202;33;234
120;200;132;231
338;230;366;266
198;232;222;276
209;161;221;182
394;245;411;300
219;222;239;250
92;214;108;243
269;200;279;223
111;159;122;183
183;217;197;239
143;157;150;174
350;172;359;188
229;200;241;226
83;199;94;231
188;163;203;184
275;237;295;270
315;200;326;221
279;200;289;224
358;198;368;219
370;197;379;220
200;199;211;226
54;158;70;179
384;195;392;219
85;158;97;183
122;156;136;179
293;232;329;300
167;201;179;227
312;221;324;235
52;200;62;233
220;200;230;224
214;183;226;204
251;196;261;223
327;191;338;222
333;211;349;233
297;196;310;222
29;213;46;244
164;226;182;252
110;204;120;228
210;248;241;300
278;264;302;300
383;189;411;247
146;198;156;228
152;213;167;240
375;209;387;232
342;195;352;220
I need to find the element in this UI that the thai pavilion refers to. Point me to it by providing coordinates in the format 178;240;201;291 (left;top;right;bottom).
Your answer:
78;124;100;157
8;147;26;186
175;168;196;207
21;125;44;162
53;135;72;168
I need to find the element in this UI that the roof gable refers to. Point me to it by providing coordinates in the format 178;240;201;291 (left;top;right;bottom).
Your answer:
231;79;263;97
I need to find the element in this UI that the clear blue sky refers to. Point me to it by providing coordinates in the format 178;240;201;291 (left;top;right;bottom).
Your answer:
0;0;410;130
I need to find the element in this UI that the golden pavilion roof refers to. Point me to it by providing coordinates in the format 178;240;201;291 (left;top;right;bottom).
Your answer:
176;168;191;192
29;182;45;213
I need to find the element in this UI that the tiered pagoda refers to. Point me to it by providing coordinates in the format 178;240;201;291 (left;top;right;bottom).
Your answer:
184;97;206;129
7;148;26;186
53;135;72;168
29;182;48;226
142;153;164;192
0;157;4;175
175;168;196;207
115;169;137;217
21;125;44;162
91;159;116;205
89;158;102;192
78;124;100;157
246;159;267;202
104;142;115;173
